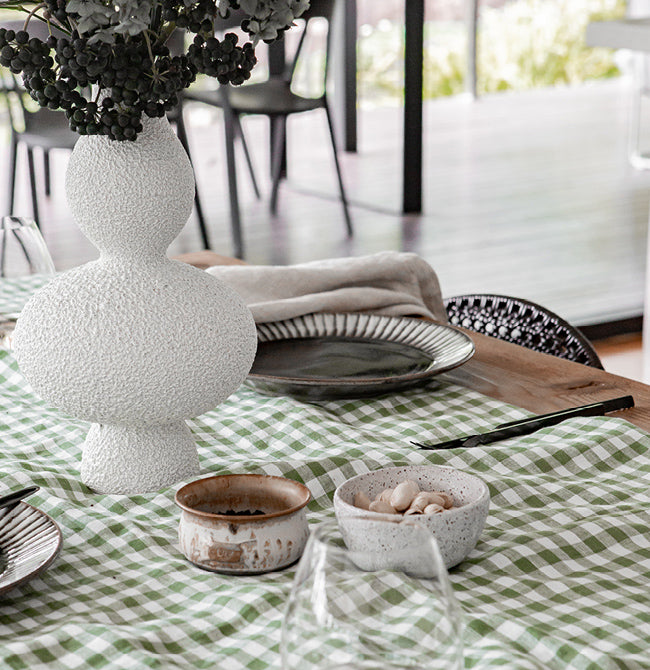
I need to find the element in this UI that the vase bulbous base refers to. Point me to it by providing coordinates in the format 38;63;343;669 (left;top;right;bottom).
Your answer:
12;115;258;495
80;422;200;494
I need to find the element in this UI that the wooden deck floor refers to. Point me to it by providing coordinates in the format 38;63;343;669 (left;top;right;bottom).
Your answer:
2;76;649;330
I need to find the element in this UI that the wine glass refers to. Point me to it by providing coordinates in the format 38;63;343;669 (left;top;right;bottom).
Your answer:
0;216;56;347
281;518;464;669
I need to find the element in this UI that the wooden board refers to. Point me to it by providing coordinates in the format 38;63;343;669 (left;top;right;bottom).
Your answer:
178;252;650;431
444;330;650;431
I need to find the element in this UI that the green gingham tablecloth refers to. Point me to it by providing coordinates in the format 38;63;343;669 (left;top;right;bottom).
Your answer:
1;277;650;669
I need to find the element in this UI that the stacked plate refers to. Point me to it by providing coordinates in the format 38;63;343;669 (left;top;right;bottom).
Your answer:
248;313;475;399
0;502;61;596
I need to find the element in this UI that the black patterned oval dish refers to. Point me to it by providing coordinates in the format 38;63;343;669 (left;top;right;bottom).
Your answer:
0;502;62;597
248;313;475;399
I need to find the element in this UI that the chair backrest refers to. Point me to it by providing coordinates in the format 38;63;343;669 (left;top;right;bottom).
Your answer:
444;294;604;368
213;2;335;32
0;69;28;135
213;8;249;32
166;28;186;57
302;0;336;21
285;0;336;89
2;17;67;43
212;0;336;91
0;19;70;134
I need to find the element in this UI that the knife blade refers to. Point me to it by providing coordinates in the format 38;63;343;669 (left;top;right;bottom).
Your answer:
412;395;635;450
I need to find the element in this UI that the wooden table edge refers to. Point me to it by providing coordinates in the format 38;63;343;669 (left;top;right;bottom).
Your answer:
443;330;650;432
175;252;650;431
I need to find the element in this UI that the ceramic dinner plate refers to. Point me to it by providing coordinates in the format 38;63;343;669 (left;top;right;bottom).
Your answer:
0;502;62;597
247;313;475;399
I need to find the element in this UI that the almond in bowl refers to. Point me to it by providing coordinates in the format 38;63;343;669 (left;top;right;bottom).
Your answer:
333;465;490;569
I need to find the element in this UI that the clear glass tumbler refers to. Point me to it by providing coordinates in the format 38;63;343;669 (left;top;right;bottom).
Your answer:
0;216;55;347
281;518;464;670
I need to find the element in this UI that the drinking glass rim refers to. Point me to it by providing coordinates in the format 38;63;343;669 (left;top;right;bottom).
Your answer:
283;517;465;669
2;216;39;231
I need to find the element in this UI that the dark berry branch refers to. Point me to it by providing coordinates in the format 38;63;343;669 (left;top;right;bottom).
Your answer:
0;0;305;141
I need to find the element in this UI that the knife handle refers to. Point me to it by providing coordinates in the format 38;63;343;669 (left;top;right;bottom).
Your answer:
415;395;635;450
478;395;635;446
496;395;634;430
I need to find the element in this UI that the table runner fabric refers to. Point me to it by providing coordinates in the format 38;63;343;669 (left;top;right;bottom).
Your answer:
204;251;449;324
1;282;650;669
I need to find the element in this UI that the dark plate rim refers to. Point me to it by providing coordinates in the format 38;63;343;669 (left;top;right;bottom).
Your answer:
0;502;62;598
248;313;475;387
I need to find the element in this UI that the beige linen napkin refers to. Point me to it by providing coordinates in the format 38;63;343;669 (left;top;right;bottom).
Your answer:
205;251;448;324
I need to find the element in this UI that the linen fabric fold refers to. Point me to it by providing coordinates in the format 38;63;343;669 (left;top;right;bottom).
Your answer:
205;251;448;324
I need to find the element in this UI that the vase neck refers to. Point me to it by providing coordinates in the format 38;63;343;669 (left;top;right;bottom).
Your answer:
65;115;196;260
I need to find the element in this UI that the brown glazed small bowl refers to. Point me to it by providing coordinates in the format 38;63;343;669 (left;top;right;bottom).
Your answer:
175;474;311;574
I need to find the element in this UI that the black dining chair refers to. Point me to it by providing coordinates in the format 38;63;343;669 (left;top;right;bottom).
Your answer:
1;19;77;227
444;294;603;368
1;21;210;246
0;68;78;228
166;100;211;250
184;0;353;258
1;70;210;247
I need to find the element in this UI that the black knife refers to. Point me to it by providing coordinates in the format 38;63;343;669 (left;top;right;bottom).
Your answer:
412;395;635;450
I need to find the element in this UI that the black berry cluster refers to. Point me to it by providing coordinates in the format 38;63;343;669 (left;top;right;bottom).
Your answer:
160;0;215;33
188;33;256;85
0;6;258;141
43;0;69;26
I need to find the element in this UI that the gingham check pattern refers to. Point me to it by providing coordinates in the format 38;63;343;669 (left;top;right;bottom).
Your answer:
1;280;650;669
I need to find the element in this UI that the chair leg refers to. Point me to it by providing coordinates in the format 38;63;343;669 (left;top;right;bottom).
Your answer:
223;108;244;259
43;149;51;196
269;117;287;216
26;147;40;227
192;187;210;250
174;107;211;250
234;116;261;199
324;102;353;236
270;116;287;181
7;137;18;215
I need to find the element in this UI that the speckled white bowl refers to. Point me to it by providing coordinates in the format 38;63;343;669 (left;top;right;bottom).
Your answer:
333;465;490;568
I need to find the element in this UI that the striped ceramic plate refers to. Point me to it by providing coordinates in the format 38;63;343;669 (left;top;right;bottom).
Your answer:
0;502;62;596
248;313;475;399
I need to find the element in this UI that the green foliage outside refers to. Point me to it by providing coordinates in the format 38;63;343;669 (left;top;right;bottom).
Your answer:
0;0;629;114
357;0;627;107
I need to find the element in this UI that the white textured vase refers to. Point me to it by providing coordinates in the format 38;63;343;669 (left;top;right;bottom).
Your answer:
13;116;258;494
